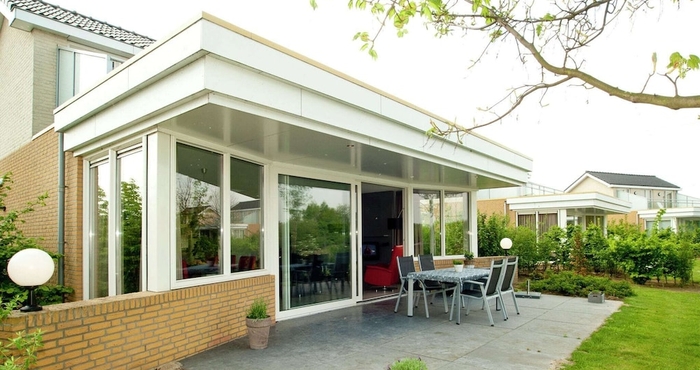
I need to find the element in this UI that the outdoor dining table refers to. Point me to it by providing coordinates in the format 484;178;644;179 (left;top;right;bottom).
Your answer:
406;267;490;322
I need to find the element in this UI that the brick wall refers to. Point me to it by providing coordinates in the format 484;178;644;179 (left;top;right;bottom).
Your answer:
0;20;34;159
0;275;275;370
0;129;84;300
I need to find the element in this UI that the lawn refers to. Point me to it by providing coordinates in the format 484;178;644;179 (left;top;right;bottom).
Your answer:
563;279;700;369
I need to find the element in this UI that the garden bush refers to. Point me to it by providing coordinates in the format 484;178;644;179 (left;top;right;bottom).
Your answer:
523;271;634;299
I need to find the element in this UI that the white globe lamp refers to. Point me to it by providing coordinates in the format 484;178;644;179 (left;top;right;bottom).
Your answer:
500;238;513;256
8;248;55;312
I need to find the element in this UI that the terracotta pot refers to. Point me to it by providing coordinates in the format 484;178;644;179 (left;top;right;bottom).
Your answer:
246;317;272;349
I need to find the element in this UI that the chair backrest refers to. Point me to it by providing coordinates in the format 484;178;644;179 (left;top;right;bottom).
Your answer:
485;259;505;296
396;256;416;279
500;256;518;292
418;255;435;271
248;255;257;270
239;256;251;271
387;245;404;279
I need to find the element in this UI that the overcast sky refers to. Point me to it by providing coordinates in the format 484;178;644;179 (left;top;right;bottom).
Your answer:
50;0;700;197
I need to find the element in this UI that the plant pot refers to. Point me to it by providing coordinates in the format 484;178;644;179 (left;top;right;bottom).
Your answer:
465;264;475;269
246;317;272;349
454;264;464;272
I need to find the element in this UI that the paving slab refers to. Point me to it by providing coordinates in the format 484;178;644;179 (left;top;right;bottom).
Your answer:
179;294;622;370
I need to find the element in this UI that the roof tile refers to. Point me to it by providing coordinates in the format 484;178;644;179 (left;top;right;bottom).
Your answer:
586;171;680;189
6;0;156;48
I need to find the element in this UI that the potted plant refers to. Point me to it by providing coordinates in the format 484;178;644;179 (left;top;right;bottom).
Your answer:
464;251;475;269
246;298;272;349
453;259;464;272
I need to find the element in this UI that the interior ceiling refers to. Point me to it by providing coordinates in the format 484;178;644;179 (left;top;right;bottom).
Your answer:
160;104;510;188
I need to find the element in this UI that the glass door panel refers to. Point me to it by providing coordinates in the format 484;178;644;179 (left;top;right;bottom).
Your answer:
279;175;351;311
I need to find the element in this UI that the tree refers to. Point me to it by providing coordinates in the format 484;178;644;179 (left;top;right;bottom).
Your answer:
312;0;699;134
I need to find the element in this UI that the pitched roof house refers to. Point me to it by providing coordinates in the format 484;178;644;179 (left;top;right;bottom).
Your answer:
1;2;533;368
566;171;700;231
478;170;700;235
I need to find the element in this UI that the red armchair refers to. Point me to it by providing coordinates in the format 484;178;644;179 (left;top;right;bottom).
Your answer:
364;245;404;287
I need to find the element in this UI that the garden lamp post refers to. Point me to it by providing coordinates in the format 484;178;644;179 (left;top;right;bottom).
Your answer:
500;237;513;256
7;249;55;312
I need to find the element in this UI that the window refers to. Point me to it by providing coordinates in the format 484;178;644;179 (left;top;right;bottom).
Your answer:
413;189;441;256
444;191;471;255
518;214;536;232
175;143;222;280
538;213;558;235
57;48;123;106
87;147;145;298
230;157;263;273
88;160;110;298
278;175;351;310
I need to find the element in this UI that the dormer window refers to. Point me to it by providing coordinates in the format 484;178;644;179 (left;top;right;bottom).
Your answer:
57;48;123;106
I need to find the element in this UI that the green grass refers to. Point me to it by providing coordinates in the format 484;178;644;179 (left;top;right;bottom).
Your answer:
563;286;700;369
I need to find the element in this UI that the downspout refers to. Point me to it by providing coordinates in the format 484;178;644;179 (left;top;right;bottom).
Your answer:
57;132;65;286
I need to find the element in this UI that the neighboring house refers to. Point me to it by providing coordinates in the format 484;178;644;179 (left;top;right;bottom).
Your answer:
0;2;533;369
478;181;631;235
477;171;700;236
566;171;700;231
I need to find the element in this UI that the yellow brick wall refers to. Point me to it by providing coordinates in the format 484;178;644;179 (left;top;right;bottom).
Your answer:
0;129;83;300
477;198;516;226
0;276;275;370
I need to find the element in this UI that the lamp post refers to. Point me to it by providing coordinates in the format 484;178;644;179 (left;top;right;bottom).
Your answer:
500;237;513;256
7;249;55;312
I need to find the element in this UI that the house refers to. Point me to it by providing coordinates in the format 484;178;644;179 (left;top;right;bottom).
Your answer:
566;171;700;231
0;1;532;368
477;171;700;236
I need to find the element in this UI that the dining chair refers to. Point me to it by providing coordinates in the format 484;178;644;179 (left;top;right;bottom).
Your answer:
450;258;507;326
497;256;520;319
418;254;456;304
394;256;430;318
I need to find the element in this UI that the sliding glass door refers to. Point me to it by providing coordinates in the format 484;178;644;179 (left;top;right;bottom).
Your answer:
278;175;352;311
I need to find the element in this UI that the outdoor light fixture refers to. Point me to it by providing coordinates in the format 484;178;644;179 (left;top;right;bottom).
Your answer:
500;237;513;256
7;248;55;312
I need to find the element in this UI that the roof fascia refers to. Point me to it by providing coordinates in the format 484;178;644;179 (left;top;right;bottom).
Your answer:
9;8;143;57
608;185;679;191
507;192;631;214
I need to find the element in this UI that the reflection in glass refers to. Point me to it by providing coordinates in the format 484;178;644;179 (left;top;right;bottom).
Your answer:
444;192;470;255
413;190;441;256
176;143;222;280
117;150;143;294
89;161;109;298
230;157;263;273
279;175;351;311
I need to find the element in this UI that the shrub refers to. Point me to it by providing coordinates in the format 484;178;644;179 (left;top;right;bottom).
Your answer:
523;271;634;299
246;298;268;320
0;296;42;369
0;173;73;305
389;358;427;370
477;211;509;256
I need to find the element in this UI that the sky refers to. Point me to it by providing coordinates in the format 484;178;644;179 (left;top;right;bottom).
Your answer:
49;0;700;197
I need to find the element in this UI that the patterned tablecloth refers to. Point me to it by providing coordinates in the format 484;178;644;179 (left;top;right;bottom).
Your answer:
405;267;490;318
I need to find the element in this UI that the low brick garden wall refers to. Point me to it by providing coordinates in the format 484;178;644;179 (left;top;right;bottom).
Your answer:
0;275;275;370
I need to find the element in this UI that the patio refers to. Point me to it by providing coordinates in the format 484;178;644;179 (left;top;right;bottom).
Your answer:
179;294;622;369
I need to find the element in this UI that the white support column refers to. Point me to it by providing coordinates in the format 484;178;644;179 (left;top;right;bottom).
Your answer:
469;190;478;257
558;209;568;230
146;132;172;292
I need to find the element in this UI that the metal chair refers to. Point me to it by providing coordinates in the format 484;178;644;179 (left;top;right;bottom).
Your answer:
394;256;447;318
450;258;507;326
497;256;520;319
418;254;456;304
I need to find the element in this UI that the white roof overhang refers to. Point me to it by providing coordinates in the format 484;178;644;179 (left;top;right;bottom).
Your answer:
54;13;532;188
638;208;700;220
507;192;631;215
